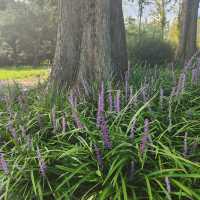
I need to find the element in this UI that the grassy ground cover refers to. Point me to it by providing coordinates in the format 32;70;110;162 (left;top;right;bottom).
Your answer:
0;66;48;80
0;63;200;199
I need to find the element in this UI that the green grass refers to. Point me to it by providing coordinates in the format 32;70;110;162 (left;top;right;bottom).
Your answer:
0;64;200;199
0;66;49;80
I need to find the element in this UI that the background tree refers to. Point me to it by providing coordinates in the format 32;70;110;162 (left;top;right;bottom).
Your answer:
51;0;128;90
0;0;57;66
177;0;200;64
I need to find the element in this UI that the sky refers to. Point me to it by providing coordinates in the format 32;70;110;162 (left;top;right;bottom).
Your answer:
123;1;200;21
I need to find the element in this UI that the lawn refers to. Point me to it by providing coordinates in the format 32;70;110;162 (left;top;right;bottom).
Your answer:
0;66;49;80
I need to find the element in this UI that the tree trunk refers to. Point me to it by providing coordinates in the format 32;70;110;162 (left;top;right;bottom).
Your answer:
51;0;128;90
50;0;83;90
177;0;200;64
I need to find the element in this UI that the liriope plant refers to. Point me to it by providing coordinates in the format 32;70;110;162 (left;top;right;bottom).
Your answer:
0;64;200;199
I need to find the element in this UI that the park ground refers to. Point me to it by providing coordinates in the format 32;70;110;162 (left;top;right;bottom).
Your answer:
0;66;49;89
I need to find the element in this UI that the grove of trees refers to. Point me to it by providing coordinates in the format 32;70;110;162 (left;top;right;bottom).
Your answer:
0;0;57;66
0;0;199;88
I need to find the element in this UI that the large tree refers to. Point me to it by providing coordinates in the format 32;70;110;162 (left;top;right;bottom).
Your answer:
51;0;128;90
177;0;200;64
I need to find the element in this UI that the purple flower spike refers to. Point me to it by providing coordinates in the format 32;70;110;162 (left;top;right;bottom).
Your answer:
36;147;47;177
165;177;171;193
51;105;56;131
97;82;104;126
0;153;9;175
100;117;112;149
144;119;149;133
114;90;121;113
108;84;113;112
140;133;148;154
140;119;149;154
94;145;103;169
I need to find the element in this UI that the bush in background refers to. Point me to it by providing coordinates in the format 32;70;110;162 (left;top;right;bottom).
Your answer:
128;36;174;66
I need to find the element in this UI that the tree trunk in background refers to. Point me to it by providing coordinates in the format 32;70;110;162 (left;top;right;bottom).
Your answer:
50;0;83;90
51;0;128;90
177;0;200;64
110;0;128;79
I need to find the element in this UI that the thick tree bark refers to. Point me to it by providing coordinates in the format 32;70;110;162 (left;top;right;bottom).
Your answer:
177;0;200;64
50;0;83;90
51;0;128;90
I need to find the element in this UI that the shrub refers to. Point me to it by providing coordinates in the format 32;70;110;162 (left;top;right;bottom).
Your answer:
128;37;174;66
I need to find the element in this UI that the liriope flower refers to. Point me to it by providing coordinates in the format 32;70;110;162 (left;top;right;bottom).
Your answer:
108;84;113;112
0;153;9;175
140;119;149;154
97;82;104;126
36;147;47;177
100;116;112;149
165;177;171;193
114;90;121;113
51;105;56;131
94;144;103;169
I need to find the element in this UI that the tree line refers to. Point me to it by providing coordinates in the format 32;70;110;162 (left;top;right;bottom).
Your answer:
0;0;199;90
0;0;57;66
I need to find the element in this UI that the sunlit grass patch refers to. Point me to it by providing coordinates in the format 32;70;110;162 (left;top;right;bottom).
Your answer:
0;66;49;80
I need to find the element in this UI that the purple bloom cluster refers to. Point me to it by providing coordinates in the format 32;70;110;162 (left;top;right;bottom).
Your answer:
97;82;104;126
94;145;103;169
114;90;121;113
51;105;57;131
108;84;113;112
68;90;77;108
165;177;171;193
0;153;9;175
100;116;112;149
140;119;149;154
36;147;47;177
